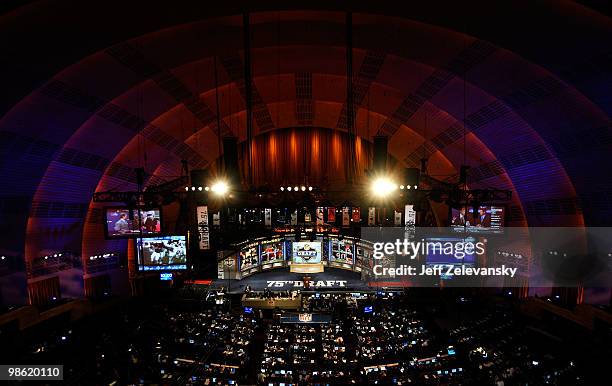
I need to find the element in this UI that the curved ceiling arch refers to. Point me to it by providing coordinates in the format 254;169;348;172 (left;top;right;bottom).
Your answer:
25;48;588;260
21;37;592;186
28;55;556;205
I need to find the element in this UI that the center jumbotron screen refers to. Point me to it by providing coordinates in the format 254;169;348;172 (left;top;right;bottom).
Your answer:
291;241;322;264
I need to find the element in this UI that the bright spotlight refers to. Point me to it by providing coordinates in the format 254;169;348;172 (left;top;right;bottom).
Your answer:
280;186;285;191
205;186;210;191
191;186;196;191
287;186;292;191
308;186;313;191
197;186;203;191
184;186;189;191
400;185;405;190
301;186;306;191
371;177;398;197
211;181;229;196
294;186;298;191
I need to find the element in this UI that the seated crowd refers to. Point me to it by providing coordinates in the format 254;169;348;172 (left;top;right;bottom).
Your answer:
4;290;587;385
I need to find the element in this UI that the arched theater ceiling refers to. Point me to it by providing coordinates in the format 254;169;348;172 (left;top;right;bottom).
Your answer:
0;1;610;260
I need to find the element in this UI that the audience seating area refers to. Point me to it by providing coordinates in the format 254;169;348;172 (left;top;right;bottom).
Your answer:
1;290;601;385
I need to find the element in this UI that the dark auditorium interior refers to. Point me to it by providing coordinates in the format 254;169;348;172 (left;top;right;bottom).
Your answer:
1;1;612;385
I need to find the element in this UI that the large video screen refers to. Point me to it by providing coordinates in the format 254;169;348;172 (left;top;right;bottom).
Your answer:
451;206;504;234
329;239;355;264
105;207;162;238
291;241;322;264
425;237;478;266
261;240;285;263
239;243;259;271
137;235;187;271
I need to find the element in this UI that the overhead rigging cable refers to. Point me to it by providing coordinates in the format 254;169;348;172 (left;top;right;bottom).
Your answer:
346;12;355;182
462;10;468;172
214;55;222;169
423;110;427;174
243;12;253;186
194;51;199;158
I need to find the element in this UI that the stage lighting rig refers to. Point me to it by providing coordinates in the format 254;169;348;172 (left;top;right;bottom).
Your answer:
183;180;230;196
279;185;316;192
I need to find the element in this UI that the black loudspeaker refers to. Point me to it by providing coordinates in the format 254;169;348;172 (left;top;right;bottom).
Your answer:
459;165;470;184
135;167;145;188
373;136;388;172
190;169;210;187
223;137;239;185
405;168;420;187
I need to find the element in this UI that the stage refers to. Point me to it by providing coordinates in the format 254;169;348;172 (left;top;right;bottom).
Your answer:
211;267;382;293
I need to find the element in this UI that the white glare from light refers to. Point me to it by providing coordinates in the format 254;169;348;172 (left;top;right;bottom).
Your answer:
371;177;398;197
211;181;229;196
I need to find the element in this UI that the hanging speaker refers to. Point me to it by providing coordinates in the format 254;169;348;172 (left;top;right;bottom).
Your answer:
373;136;388;172
223;137;239;185
405;168;420;187
190;169;210;187
459;165;470;184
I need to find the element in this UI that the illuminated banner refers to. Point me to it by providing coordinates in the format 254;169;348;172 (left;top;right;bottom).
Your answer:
352;207;361;223
316;207;324;225
405;204;416;226
212;211;220;226
368;207;376;226
304;210;312;222
342;207;350;227
327;207;336;222
394;210;402;226
196;206;210;250
291;209;298;225
264;208;272;227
